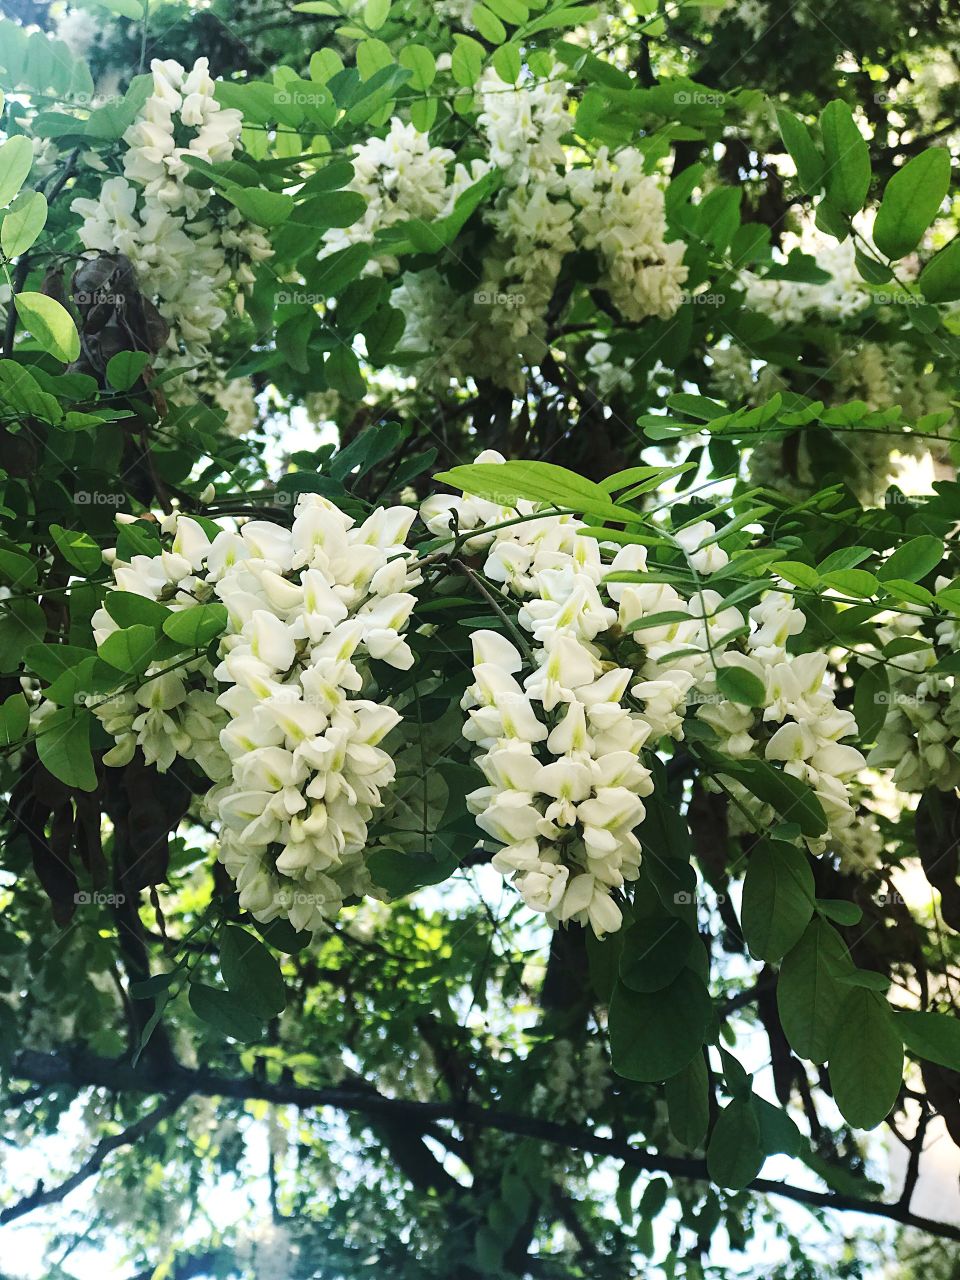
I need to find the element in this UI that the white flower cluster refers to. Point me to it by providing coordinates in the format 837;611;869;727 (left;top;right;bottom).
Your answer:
422;454;866;932
322;70;685;391
91;531;230;780
694;591;867;841
566;145;688;322
72;59;271;357
95;498;421;931
868;600;960;791
742;223;869;325
321;116;489;271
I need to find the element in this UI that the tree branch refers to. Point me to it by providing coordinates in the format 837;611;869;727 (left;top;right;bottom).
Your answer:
0;1093;182;1225
10;1047;960;1243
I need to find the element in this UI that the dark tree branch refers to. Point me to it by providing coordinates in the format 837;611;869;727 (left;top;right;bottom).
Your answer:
0;1093;182;1225
10;1046;960;1244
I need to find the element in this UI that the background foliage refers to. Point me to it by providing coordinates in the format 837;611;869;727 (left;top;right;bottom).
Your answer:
1;1;960;1277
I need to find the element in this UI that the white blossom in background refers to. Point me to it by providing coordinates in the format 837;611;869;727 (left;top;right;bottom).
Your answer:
94;496;421;932
316;69;686;392
71;58;271;364
321;116;490;270
868;592;960;792
741;220;869;324
566;145;688;322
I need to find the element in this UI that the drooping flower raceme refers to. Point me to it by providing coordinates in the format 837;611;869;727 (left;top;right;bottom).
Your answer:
72;58;271;367
424;452;867;934
317;67;687;392
94;496;421;931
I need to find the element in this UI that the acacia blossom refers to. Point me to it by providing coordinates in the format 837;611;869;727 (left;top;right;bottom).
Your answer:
94;497;421;931
424;452;866;933
71;58;271;370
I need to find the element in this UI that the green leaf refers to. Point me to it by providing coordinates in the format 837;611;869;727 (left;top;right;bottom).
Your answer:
364;0;390;28
878;535;943;583
716;665;766;707
14;292;80;363
777;918;851;1063
775;106;825;195
919;236;960;303
98;623;159;675
104;592;171;631
664;1054;709;1149
36;708;97;791
707;1100;764;1189
162;604;228;649
188;982;263;1042
741;840;815;963
0;135;33;210
106;350;151;391
853;663;889;742
0;547;37;588
367;847;457;896
223;186;294;228
451;33;484;87
487;0;528;20
820;100;871;216
472;3;507;42
609;969;711;1082
0;599;46;672
874;148;951;261
820;568;878;597
0;692;29;746
49;523;102;575
817;898;862;926
829;988;902;1128
705;752;828;837
1;189;46;257
619;915;695;993
220;926;286;1020
325;344;366;399
398;44;436;90
754;1096;803;1158
896;1010;960;1071
435;460;640;525
492;42;521;83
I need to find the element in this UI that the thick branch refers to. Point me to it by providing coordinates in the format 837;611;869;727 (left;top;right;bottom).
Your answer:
10;1047;960;1243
